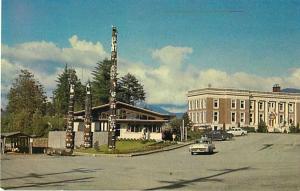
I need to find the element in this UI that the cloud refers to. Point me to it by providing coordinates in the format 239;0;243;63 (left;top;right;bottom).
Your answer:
2;39;300;112
1;35;109;107
122;45;300;107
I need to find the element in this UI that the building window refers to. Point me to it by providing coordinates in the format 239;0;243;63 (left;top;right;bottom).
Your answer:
213;99;219;109
250;101;254;110
231;112;236;123
231;99;236;109
240;100;245;110
279;103;284;112
240;112;245;123
279;115;284;124
250;113;253;123
196;112;199;123
259;114;264;122
192;113;196;123
199;112;202;123
213;111;219;123
289;103;294;113
268;102;275;111
259;102;263;111
203;111;206;123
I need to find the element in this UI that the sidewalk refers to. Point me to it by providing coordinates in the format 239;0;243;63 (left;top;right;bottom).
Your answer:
73;141;193;157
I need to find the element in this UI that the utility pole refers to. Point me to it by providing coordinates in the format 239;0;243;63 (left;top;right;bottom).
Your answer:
65;83;75;151
108;26;118;150
84;81;93;148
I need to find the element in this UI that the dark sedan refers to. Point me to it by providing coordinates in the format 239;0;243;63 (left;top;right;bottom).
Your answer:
204;130;233;141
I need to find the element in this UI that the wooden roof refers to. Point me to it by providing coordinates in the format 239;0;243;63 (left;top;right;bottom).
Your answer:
1;131;31;138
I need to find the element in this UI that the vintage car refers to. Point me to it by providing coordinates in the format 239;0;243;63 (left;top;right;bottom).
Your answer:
204;130;233;141
227;128;248;136
189;137;215;155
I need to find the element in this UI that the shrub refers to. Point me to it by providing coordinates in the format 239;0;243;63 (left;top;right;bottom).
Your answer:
257;121;268;133
289;123;300;133
93;141;100;152
242;126;256;133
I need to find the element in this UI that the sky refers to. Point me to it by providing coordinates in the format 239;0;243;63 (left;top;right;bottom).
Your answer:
1;0;300;112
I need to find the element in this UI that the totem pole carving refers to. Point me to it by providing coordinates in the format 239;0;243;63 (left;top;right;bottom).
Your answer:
66;83;75;150
108;26;118;150
84;81;93;148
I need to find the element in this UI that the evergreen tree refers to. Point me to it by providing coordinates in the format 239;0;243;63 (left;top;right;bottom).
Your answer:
7;70;46;115
182;112;192;130
53;64;85;115
91;59;112;106
117;73;146;105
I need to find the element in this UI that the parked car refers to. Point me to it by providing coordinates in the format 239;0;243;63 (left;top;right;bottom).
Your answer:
227;128;247;136
189;137;215;155
205;130;233;141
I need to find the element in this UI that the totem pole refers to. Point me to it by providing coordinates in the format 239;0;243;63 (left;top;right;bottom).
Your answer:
108;26;118;150
83;81;93;148
66;83;75;151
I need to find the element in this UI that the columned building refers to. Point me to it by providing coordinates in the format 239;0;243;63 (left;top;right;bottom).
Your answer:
187;86;300;132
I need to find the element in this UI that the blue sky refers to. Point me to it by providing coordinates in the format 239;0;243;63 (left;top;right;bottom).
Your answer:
2;0;300;111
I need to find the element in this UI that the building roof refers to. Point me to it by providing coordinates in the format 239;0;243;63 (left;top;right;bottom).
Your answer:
74;101;174;118
1;131;31;138
187;87;300;99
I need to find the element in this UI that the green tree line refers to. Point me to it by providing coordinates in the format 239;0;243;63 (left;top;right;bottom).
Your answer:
1;59;146;137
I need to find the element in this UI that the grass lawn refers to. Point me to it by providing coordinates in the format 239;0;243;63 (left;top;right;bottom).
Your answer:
75;140;174;154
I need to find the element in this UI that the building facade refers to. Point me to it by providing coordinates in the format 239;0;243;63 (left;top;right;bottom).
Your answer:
187;87;300;132
73;101;174;141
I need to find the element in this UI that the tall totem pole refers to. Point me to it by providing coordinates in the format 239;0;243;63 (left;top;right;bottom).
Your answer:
66;83;75;151
83;81;93;148
108;26;118;150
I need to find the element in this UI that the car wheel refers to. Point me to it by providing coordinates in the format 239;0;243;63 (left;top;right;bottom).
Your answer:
241;133;245;136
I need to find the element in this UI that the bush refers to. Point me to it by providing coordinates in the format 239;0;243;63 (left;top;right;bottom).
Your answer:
289;123;300;133
242;126;256;133
93;141;100;152
257;121;268;133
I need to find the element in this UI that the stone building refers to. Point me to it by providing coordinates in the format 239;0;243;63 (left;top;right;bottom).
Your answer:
187;85;300;132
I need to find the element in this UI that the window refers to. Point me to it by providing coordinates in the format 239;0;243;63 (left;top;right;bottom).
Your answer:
250;113;253;123
289;103;294;112
231;112;236;123
240;100;245;110
259;102;263;110
279;115;284;124
213;111;219;122
231;99;236;109
199;112;202;123
213;99;219;109
250;101;254;110
203;111;206;123
192;113;196;123
279;103;284;112
200;99;202;109
259;114;264;122
240;112;245;123
196;112;199;123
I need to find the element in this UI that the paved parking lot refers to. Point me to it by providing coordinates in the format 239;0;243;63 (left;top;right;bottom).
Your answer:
1;133;300;190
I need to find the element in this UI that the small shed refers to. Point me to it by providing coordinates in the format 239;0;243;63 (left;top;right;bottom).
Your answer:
1;131;32;154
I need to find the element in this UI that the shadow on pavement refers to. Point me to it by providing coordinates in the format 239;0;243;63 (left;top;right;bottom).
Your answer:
258;144;273;151
144;166;252;190
2;176;94;189
1;167;102;181
192;151;219;155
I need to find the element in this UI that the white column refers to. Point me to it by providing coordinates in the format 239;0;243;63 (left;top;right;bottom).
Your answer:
264;101;268;125
255;100;259;126
275;101;279;128
285;102;289;125
295;103;298;125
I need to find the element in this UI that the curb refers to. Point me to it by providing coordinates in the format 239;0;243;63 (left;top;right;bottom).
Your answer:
73;142;193;157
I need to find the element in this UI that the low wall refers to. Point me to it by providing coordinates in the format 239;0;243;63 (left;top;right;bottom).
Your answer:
48;131;108;149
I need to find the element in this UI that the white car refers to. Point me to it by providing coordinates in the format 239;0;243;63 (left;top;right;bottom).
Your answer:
189;137;215;155
227;128;247;136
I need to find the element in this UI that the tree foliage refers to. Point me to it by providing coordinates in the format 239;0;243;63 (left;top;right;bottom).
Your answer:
117;73;146;105
92;59;146;106
7;70;46;115
91;59;112;106
53;64;85;114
